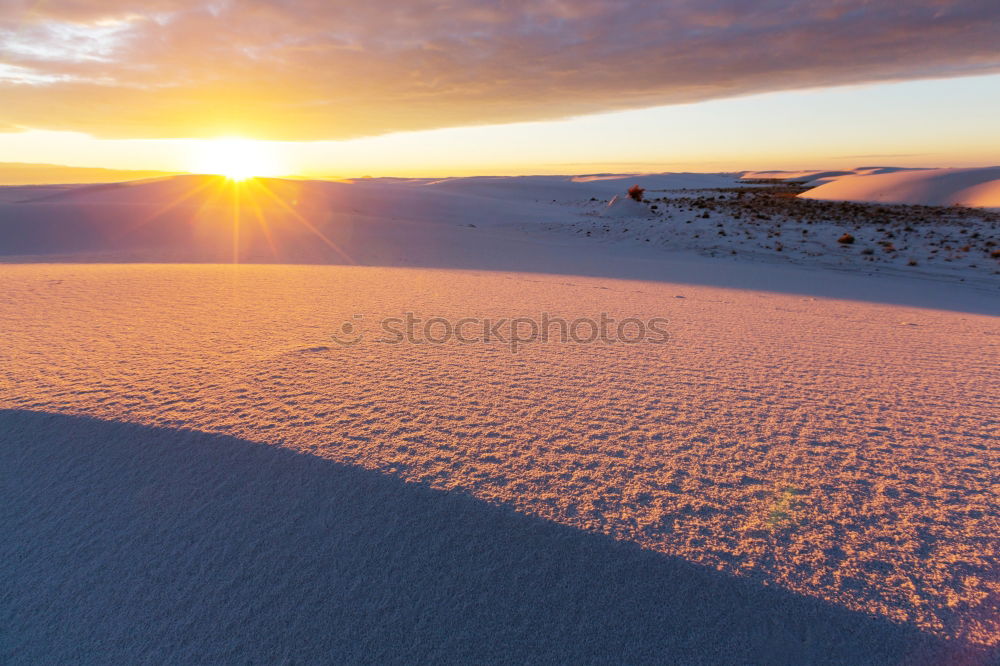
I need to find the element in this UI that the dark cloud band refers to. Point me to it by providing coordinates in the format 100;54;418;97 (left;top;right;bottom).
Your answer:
1;0;998;139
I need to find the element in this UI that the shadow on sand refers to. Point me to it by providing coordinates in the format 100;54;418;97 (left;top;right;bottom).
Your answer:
0;194;996;316
0;410;990;664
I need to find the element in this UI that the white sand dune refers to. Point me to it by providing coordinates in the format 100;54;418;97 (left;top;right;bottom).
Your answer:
603;194;655;218
740;169;855;183
799;167;1000;207
1;172;998;662
741;167;926;182
3;171;998;287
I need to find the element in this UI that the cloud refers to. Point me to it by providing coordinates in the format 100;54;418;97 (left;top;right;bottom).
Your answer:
0;0;998;140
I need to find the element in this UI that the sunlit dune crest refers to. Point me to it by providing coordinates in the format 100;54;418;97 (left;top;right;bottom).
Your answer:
799;166;1000;207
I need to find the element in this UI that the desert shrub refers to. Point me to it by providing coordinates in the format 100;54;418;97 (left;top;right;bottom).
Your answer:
627;185;645;202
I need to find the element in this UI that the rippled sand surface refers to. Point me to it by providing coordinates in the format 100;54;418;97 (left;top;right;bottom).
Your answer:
3;263;996;660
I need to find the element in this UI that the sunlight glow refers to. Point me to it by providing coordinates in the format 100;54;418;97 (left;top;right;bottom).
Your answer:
189;138;285;180
116;172;354;266
1;75;998;181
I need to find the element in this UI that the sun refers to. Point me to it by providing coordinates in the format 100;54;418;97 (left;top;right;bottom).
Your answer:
189;137;284;181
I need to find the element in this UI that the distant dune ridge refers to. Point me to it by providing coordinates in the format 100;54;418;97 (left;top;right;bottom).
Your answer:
3;163;997;206
1;168;997;288
740;165;1000;207
0;162;181;186
798;166;1000;207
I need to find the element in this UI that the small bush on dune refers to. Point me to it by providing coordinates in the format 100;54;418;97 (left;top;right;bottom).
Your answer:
627;185;645;202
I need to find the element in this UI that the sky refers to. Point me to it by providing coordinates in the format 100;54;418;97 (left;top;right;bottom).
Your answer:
1;1;998;177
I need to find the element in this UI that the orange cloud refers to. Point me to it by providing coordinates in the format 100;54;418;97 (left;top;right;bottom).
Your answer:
1;1;998;140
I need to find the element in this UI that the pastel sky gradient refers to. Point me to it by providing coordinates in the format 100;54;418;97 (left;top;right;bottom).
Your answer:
1;1;998;176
